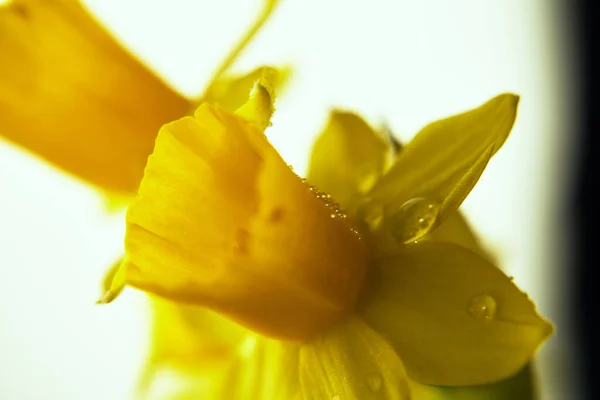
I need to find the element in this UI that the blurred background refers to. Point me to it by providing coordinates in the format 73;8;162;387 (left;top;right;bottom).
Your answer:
0;0;588;399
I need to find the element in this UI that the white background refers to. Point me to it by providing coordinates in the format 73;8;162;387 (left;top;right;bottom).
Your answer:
0;0;581;399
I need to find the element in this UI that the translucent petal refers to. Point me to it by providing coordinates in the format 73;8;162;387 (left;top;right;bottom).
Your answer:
0;0;191;194
203;65;292;114
137;300;247;396
122;103;369;340
427;212;480;250
97;258;126;304
213;337;301;400
367;94;519;242
307;111;389;211
235;80;276;132
162;335;300;400
299;317;411;400
360;242;552;386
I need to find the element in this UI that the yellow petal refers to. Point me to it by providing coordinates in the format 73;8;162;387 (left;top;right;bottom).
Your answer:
96;258;126;304
366;94;519;244
137;299;246;397
409;365;536;400
235;80;275;132
164;336;299;400
122;103;369;340
307;111;389;211
203;65;292;114
425;210;500;267
212;336;301;400
0;0;191;194
299;317;412;400
427;212;482;253
378;129;486;256
360;242;552;386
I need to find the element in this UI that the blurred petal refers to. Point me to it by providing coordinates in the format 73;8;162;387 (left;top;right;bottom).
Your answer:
97;257;125;304
307;111;389;211
211;336;301;400
137;299;247;396
0;0;191;194
299;317;411;400
366;94;519;243
360;242;552;386
203;65;292;113
165;336;299;400
199;0;281;95
122;103;368;340
410;365;536;400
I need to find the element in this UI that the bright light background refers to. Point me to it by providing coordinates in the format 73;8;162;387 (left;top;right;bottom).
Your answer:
0;0;581;399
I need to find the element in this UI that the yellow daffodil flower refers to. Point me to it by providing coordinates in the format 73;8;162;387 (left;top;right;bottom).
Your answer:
106;83;553;399
0;0;289;196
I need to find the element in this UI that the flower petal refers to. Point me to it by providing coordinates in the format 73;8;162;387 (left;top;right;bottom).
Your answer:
427;212;482;253
202;65;292;114
235;80;276;132
366;94;519;242
213;336;301;400
360;242;552;386
299;317;412;400
307;111;389;211
409;365;536;400
0;0;191;194
122;103;369;340
137;299;246;395
198;0;282;101
97;257;126;304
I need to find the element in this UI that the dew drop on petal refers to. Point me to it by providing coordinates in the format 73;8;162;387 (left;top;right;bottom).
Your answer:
367;373;383;392
389;197;440;243
468;294;497;320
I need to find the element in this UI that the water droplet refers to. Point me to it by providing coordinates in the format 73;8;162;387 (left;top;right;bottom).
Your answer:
331;394;342;400
468;294;496;320
389;197;440;243
367;373;383;392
